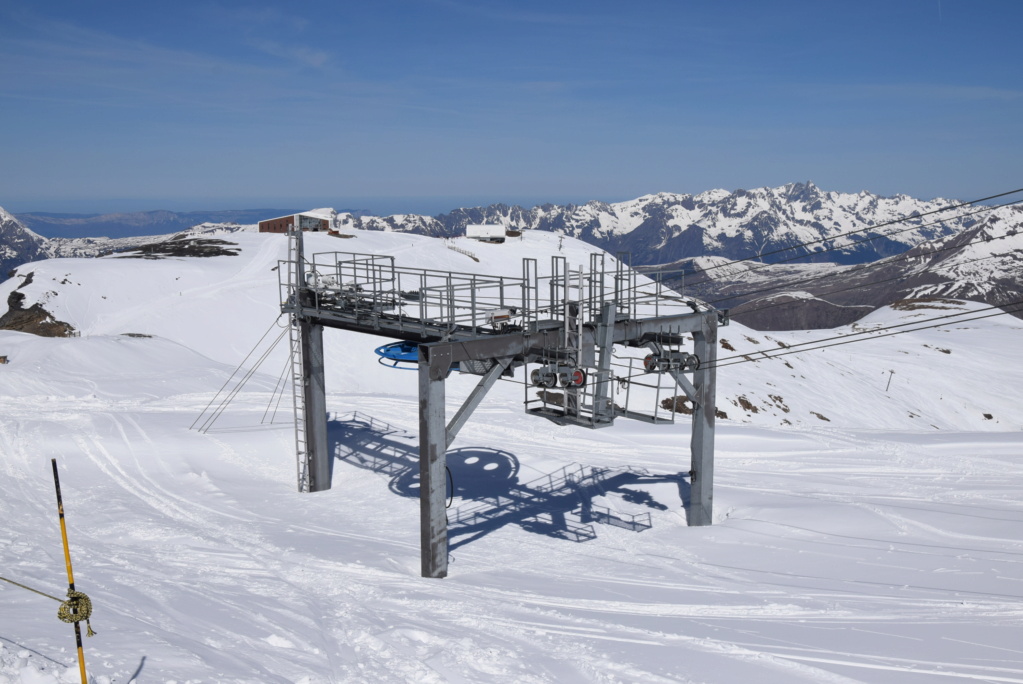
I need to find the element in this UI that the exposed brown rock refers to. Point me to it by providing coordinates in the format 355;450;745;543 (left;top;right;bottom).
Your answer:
0;289;76;337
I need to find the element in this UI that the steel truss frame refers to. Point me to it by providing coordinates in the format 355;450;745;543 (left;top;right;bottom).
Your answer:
281;230;725;577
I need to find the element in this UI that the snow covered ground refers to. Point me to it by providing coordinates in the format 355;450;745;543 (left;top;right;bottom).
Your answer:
2;228;1022;683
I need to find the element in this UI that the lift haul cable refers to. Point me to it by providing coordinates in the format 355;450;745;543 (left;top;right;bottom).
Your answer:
605;193;1023;309
303;189;1021;331
512;300;1023;417
707;186;1023;266
684;200;1023;314
267;348;299;425
705;297;1023;371
468;191;1022;333
711;302;1023;371
696;196;1017;287
51;458;93;684
609;197;1023;334
483;302;1023;411
303;189;1023;403
711;296;1023;367
618;195;1023;313
695;236;1023;324
456;296;1023;388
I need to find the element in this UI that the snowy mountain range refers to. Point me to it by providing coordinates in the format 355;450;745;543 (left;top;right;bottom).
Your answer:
2;182;982;276
3;182;1021;333
338;182;976;266
2;224;1022;682
650;203;1023;329
0;206;47;278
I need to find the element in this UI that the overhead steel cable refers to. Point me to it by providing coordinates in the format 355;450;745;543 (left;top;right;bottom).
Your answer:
190;317;282;430
709;303;1023;371
696;201;1021;305
494;298;1023;394
627;195;1023;305
728;186;1023;264
716;248;1018;323
194;326;289;433
637;187;1023;284
704;297;1023;371
660;229;1023;322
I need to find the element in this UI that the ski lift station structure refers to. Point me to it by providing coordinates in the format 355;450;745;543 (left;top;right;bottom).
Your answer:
280;228;726;578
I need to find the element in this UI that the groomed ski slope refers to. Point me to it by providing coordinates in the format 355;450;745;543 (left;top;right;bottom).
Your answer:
1;228;1022;683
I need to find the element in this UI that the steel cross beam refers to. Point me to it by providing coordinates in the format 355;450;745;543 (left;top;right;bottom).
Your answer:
410;309;718;366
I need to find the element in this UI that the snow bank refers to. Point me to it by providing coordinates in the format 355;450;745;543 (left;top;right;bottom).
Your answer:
2;227;1022;682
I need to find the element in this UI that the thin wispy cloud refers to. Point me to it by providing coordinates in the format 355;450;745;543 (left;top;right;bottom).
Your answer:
0;1;1020;208
199;3;312;33
198;3;333;69
246;39;331;69
425;0;625;29
0;10;385;116
843;83;1023;102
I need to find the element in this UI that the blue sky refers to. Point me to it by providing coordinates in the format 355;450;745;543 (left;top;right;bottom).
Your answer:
1;0;1021;215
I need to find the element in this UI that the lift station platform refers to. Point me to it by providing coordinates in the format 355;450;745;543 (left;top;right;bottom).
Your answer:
279;229;726;577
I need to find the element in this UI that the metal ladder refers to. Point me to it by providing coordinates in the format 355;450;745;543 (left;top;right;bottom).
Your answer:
288;315;309;492
286;229;310;493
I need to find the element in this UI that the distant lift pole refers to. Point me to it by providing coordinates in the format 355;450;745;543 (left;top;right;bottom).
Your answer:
281;229;725;577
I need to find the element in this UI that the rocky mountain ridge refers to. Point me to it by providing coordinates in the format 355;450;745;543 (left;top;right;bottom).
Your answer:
0;206;48;279
339;182;975;266
2;183;981;277
660;204;1023;329
3;184;1020;331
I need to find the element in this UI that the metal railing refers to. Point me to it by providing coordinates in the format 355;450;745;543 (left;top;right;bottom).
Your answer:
279;250;691;338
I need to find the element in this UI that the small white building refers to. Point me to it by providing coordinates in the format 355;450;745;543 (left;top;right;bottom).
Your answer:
465;224;506;243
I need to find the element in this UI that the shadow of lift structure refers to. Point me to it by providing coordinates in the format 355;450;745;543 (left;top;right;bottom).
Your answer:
280;228;727;578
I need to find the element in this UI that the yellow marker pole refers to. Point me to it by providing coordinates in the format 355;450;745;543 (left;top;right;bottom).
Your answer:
52;458;88;684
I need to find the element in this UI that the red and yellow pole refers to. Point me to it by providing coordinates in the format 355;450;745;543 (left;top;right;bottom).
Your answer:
51;458;88;684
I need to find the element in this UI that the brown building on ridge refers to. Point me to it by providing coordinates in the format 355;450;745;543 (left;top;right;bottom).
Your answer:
258;212;331;233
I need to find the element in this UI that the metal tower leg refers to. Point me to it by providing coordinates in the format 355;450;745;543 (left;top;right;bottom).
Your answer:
418;345;449;578
302;319;331;492
688;313;718;526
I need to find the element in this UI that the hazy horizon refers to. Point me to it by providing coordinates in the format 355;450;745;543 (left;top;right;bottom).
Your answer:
5;194;628;218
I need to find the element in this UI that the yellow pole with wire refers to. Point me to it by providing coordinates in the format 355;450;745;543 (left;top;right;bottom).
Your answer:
52;458;88;684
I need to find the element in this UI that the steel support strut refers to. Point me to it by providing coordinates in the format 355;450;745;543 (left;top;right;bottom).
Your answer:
688;313;718;525
301;319;331;491
418;345;450;578
446;358;511;448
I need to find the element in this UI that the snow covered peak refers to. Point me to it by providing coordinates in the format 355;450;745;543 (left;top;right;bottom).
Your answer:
0;204;48;278
332;183;981;267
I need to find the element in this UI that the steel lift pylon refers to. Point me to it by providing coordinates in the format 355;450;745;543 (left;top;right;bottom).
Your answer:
281;228;724;577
